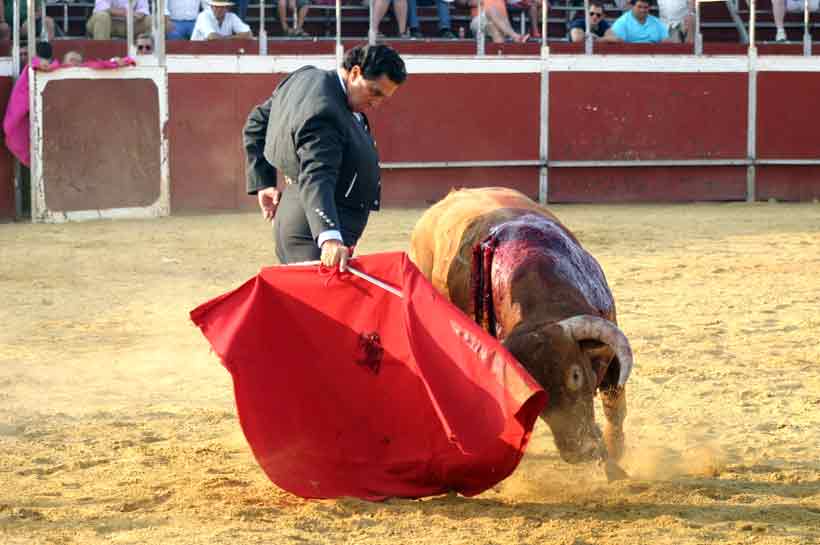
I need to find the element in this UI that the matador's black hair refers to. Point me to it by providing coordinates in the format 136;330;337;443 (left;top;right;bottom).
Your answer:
342;44;407;85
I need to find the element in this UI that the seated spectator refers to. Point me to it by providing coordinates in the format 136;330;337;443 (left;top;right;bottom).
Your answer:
191;0;252;40
373;0;409;38
62;51;84;66
0;0;56;41
278;0;311;37
405;0;457;39
603;0;668;43
507;0;541;39
166;0;203;40
459;0;528;43
136;33;154;53
87;0;153;40
658;0;693;43
773;0;819;42
3;44;134;168
235;0;248;21
568;0;610;41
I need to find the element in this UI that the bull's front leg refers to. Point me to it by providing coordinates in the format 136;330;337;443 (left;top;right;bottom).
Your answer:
600;385;627;461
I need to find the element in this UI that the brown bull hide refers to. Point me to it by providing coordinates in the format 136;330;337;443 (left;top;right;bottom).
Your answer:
410;187;631;466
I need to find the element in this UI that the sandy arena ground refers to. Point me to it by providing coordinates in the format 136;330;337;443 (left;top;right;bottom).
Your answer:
1;202;819;545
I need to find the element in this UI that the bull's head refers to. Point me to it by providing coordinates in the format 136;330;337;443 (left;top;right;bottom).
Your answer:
503;315;633;464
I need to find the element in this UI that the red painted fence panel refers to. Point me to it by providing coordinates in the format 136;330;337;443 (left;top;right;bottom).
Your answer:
0;76;13;220
757;72;820;159
372;73;540;163
549;72;747;161
168;73;281;211
757;166;820;201
381;166;538;205
548;166;748;202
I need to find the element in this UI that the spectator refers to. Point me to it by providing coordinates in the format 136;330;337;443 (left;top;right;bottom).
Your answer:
191;0;252;40
773;0;819;41
62;51;84;66
136;33;154;53
405;0;457;39
568;0;610;41
165;0;202;40
278;0;311;37
603;0;668;42
373;0;408;38
36;41;54;66
772;0;787;41
3;44;133;170
658;0;693;42
235;0;248;21
507;0;541;39
87;0;153;40
459;0;528;43
0;0;56;41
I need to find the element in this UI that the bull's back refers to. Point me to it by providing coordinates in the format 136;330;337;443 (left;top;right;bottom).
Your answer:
409;187;558;301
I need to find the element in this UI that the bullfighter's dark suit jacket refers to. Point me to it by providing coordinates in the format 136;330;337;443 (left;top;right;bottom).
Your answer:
243;66;381;264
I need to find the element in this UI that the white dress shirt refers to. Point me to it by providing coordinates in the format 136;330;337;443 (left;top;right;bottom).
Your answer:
94;0;150;16
164;0;202;20
190;8;250;40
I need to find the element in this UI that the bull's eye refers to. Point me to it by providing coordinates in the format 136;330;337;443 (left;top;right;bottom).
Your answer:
566;364;584;391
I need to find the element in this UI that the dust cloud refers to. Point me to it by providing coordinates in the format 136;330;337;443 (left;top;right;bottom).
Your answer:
2;203;819;545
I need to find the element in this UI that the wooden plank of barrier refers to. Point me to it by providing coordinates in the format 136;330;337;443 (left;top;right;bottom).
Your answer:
30;66;169;222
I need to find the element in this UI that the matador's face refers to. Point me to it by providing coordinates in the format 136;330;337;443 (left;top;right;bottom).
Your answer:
345;65;400;113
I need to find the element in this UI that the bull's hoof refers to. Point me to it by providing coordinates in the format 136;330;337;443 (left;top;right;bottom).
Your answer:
603;459;629;482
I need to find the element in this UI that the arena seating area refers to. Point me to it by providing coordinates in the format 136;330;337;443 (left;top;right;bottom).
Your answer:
34;0;819;45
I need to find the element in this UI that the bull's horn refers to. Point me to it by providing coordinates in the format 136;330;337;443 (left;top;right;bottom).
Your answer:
556;315;633;386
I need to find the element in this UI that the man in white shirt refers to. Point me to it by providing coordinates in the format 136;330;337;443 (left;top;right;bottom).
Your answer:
190;0;252;40
87;0;152;40
165;0;202;40
658;0;694;43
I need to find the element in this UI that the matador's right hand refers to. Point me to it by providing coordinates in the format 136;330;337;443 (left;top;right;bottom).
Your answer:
320;239;350;272
258;187;281;222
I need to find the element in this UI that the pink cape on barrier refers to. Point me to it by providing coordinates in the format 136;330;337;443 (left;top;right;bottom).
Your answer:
190;252;547;501
2;56;136;167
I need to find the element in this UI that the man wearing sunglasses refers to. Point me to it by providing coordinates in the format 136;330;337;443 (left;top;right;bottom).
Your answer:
136;34;154;54
568;0;610;42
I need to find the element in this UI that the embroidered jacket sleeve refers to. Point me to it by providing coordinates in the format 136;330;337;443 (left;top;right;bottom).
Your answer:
294;112;345;242
243;96;277;194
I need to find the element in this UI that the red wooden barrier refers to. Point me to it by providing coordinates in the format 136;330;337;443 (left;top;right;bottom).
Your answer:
549;72;747;161
381;166;539;205
373;73;539;163
0;76;16;220
548;166;747;202
41;79;161;212
168;73;281;211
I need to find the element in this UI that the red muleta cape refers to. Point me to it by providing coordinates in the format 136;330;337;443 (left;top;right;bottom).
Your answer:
190;252;546;501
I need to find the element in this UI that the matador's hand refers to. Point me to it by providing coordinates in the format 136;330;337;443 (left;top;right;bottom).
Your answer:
320;239;350;272
257;187;281;222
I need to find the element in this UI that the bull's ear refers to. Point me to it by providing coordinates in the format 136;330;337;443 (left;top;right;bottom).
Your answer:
580;340;614;390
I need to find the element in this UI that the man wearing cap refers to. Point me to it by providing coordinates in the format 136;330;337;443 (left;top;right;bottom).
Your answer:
190;0;251;40
243;44;407;271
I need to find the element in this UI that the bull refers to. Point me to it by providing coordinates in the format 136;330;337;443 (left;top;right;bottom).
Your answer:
410;187;633;479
